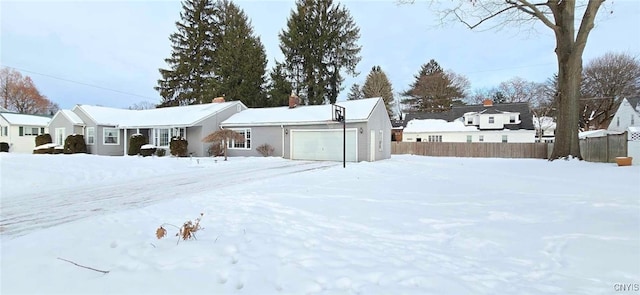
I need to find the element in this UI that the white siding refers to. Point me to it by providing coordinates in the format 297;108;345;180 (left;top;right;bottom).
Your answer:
608;99;640;132
403;130;535;143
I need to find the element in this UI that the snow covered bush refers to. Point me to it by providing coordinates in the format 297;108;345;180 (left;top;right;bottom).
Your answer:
35;134;52;147
169;137;188;157
63;134;87;154
256;143;275;157
128;134;147;156
140;144;156;157
0;142;8;152
156;148;166;157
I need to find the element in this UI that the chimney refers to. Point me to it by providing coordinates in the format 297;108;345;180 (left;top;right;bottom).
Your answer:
289;93;299;108
483;99;493;107
212;97;225;103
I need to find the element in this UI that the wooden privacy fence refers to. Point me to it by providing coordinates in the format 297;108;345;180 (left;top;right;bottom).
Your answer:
391;142;549;159
552;132;627;163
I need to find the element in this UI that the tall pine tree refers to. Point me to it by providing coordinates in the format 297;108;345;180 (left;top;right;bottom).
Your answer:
279;0;361;105
211;0;267;107
265;62;293;107
362;65;394;115
156;0;217;107
347;83;364;100
401;59;465;113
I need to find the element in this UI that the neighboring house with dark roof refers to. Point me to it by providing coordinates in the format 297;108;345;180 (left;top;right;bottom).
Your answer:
220;96;391;162
48;99;246;156
402;100;536;143
0;112;51;153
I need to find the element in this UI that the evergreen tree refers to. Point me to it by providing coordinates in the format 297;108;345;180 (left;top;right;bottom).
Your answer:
265;62;293;107
155;0;217;107
279;0;361;105
401;59;465;112
211;0;267;107
347;83;364;100
362;66;394;115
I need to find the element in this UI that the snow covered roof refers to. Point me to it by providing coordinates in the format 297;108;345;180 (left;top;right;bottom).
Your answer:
60;110;84;125
221;97;381;126
578;129;609;139
74;101;243;128
533;116;556;129
404;119;479;133
0;112;51;126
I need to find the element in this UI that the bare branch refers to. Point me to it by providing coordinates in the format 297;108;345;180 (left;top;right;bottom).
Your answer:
509;0;557;30
454;5;519;29
57;257;109;274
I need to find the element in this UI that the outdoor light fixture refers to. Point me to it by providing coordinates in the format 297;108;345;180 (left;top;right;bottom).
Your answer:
359;127;363;134
285;129;288;135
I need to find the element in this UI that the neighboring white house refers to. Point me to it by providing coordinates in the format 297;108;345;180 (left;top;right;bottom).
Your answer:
48;99;247;156
0;112;51;153
532;116;556;143
402;100;536;143
607;97;640;164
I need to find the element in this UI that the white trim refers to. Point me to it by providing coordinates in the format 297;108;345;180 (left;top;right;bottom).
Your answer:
221;119;369;128
227;128;251;150
103;127;120;145
85;127;95;145
370;129;376;161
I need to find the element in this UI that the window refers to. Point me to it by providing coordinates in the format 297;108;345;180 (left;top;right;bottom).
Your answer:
479;135;484;142
86;127;95;145
152;128;186;147
466;135;472;143
510;115;516;123
632;114;635;125
617;117;620;127
19;126;41;136
103;128;119;145
416;138;422;142
466;117;472;124
428;135;442;142
378;130;383;151
55;128;65;145
502;135;508;143
489;116;495;124
0;126;7;136
228;128;251;149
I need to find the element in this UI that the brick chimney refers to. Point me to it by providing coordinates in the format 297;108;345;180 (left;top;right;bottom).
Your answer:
288;93;299;108
483;99;493;107
212;97;225;103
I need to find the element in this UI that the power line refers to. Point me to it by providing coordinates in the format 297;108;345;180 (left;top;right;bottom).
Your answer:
1;64;158;101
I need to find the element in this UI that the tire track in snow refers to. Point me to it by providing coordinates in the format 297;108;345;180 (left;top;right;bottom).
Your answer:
1;161;338;238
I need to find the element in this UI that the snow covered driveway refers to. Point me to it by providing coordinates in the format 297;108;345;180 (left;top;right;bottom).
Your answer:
1;154;337;237
1;153;639;294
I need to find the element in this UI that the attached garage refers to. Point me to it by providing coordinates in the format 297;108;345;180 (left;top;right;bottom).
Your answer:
290;129;357;162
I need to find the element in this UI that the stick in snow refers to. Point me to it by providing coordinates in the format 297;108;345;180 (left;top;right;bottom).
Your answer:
57;257;110;274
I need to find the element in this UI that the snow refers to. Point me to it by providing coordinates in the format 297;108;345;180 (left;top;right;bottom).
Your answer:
33;143;59;150
1;153;639;294
140;144;156;149
221;97;381;126
74;101;242;128
404;119;478;133
0;112;50;126
59;110;84;125
578;129;610;139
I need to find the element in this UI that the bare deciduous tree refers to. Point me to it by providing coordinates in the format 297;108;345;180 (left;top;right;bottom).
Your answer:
415;0;607;160
0;67;53;114
202;129;245;161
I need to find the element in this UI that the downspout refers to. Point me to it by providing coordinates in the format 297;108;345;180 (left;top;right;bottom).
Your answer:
123;127;127;157
281;125;285;158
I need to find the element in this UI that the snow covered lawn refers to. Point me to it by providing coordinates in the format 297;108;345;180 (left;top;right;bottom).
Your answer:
1;153;639;294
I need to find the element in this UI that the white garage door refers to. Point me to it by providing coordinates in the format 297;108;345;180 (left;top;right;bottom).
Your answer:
291;129;357;162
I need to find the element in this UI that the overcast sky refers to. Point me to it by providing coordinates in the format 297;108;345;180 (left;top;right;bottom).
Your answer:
2;0;639;110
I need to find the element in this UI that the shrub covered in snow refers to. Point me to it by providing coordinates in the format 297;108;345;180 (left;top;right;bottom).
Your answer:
256;143;275;157
1;142;9;152
128;134;147;156
33;143;62;154
64;134;87;154
169;137;188;157
35;134;52;147
156;148;166;157
140;144;156;157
